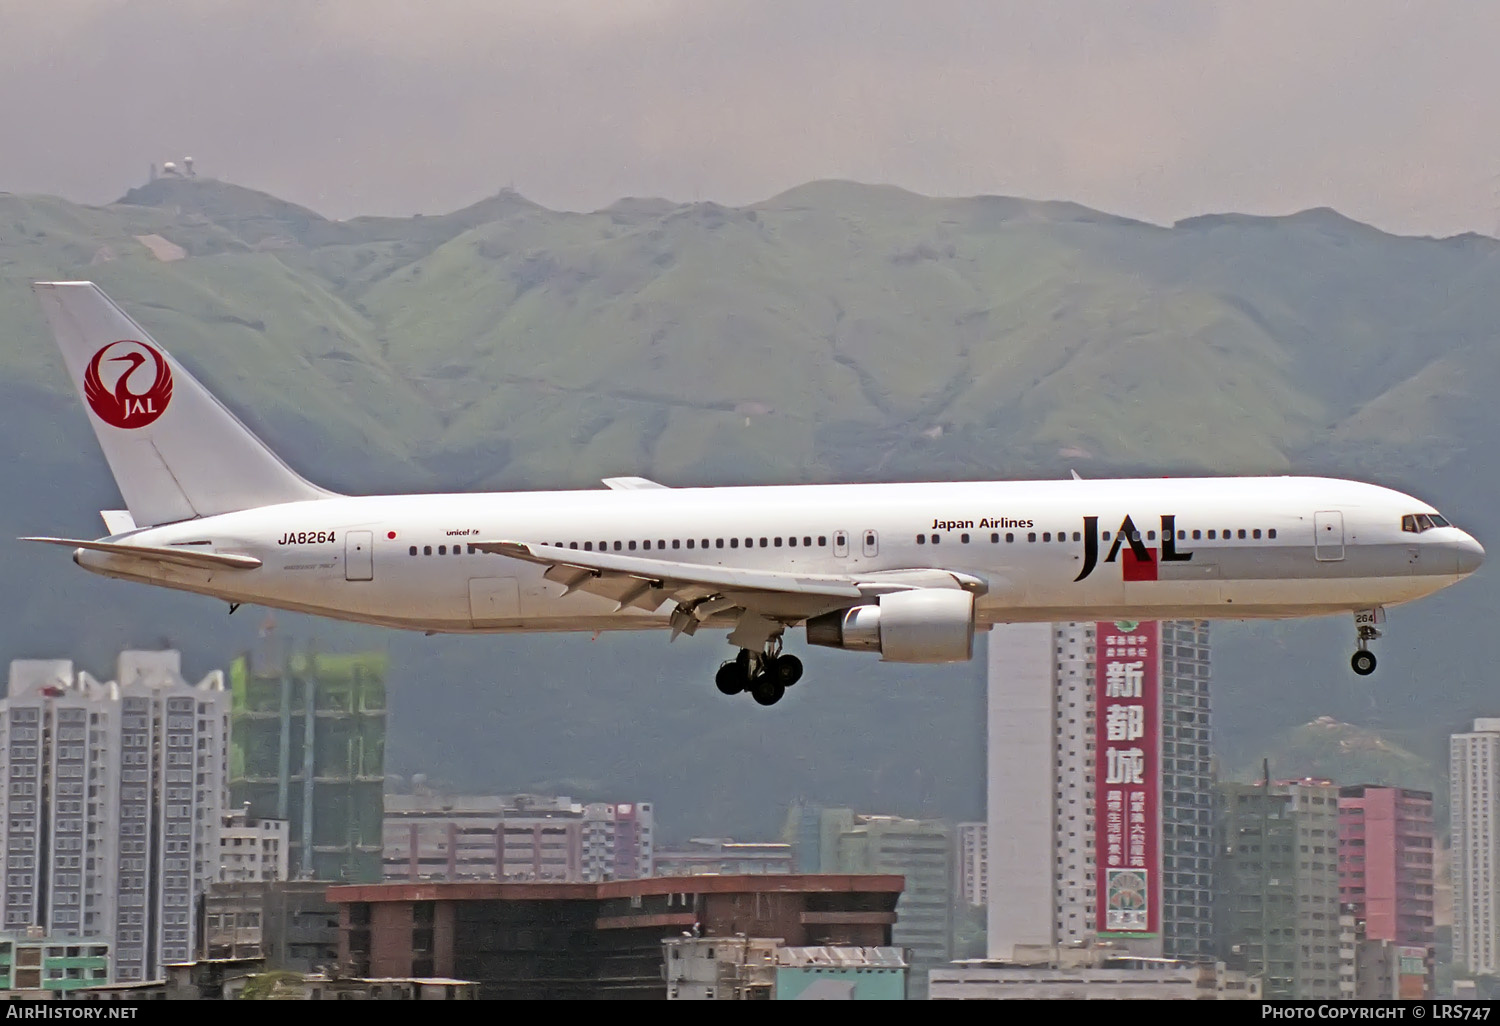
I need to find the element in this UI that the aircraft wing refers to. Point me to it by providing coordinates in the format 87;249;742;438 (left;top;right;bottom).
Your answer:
474;540;986;637
21;537;263;571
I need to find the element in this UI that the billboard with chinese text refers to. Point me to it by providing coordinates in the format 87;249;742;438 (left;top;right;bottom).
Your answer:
1095;620;1159;937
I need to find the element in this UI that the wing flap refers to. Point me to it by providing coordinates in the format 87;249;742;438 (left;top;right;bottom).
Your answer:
22;536;262;570
476;541;865;601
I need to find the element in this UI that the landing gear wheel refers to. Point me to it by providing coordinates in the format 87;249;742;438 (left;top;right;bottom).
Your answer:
1351;650;1377;676
768;653;803;687
715;661;745;695
750;676;786;706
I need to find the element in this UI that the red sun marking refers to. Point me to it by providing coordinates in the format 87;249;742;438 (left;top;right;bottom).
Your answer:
387;531;397;539
84;340;173;429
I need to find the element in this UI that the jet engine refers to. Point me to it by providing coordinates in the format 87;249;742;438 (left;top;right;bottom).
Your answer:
805;589;974;663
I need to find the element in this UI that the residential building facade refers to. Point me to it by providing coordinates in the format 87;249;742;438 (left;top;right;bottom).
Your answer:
1;652;229;983
1214;779;1342;998
1451;719;1500;976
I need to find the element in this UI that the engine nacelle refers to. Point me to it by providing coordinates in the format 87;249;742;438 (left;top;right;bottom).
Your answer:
805;589;975;663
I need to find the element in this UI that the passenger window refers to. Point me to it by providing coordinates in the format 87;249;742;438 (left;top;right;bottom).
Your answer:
687;540;695;549
438;545;446;555
1043;532;1051;542
1178;530;1186;540
570;542;579;549
423;546;432;555
917;535;926;545
1147;531;1156;541
1222;529;1230;539
1207;531;1216;539
701;539;709;549
788;537;797;547
1192;530;1201;540
961;533;969;544
641;540;650;550
819;536;828;547
1268;529;1277;539
1028;533;1037;543
1073;532;1081;542
1006;533;1014;543
584;542;593;551
804;537;813;547
1252;529;1261;539
991;532;999;543
774;538;782;547
716;539;724;549
408;546;417;556
1237;529;1246;539
731;538;740;548
658;540;666;549
453;547;461;556
1102;532;1110;541
1131;531;1141;542
629;541;637;550
931;534;940;545
760;538;768;548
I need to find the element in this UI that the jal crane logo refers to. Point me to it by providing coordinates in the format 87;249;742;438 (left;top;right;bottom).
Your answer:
83;340;173;429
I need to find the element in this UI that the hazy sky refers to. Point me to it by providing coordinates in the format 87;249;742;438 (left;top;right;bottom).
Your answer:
4;1;1498;236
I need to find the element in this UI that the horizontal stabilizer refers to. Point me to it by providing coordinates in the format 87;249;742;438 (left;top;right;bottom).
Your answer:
21;537;262;570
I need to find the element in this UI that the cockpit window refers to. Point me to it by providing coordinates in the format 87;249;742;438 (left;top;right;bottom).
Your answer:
1403;513;1451;533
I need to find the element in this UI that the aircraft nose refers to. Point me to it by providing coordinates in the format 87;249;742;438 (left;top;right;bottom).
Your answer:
1453;532;1485;576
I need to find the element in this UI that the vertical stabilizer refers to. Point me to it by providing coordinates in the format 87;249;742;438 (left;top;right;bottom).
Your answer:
33;282;336;526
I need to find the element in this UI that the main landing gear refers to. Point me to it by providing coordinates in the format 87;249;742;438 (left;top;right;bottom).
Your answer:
715;641;803;706
1350;607;1384;676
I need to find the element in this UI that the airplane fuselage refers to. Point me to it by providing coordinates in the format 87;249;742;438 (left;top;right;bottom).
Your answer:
72;476;1481;637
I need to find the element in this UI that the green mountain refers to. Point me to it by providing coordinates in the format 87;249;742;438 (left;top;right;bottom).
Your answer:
2;176;1496;838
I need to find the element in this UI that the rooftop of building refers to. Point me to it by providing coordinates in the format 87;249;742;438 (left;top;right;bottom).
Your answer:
327;873;905;904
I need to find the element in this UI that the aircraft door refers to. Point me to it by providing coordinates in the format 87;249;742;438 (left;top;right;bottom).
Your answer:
1314;511;1345;561
833;531;850;558
345;531;373;581
862;530;879;557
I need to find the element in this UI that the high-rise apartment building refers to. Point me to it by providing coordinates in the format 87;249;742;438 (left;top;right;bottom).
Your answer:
1;652;229;983
986;621;1213;961
382;793;653;882
1214;779;1342;999
1451;718;1500;976
1336;786;1434;951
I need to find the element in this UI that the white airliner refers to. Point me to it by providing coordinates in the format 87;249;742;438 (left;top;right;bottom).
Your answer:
25;282;1484;706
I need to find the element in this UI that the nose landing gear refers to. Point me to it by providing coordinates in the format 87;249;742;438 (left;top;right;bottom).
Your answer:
1350;607;1384;676
714;640;803;705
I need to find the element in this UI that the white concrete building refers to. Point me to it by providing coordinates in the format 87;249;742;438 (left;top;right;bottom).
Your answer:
930;951;1260;1000
1451;718;1500;976
0;652;229;982
986;621;1213;960
218;808;289;883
